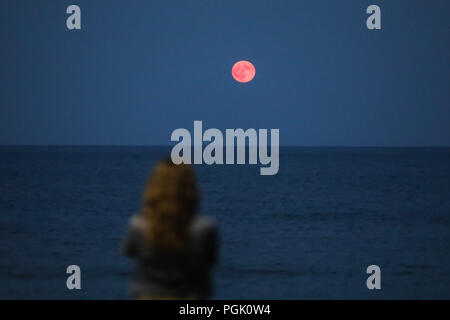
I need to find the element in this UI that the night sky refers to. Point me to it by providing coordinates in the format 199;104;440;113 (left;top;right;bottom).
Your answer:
1;0;449;146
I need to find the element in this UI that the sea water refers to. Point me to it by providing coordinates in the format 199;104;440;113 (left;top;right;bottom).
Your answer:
0;146;449;299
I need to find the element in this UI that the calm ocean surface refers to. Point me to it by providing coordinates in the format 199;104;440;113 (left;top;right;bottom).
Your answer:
0;146;449;299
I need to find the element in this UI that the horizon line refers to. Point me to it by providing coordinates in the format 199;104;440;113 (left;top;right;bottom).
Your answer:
0;144;449;148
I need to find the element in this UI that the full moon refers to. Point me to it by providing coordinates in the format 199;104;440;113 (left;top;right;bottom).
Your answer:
232;60;255;83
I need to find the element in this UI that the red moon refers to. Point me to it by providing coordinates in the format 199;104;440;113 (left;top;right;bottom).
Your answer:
232;61;255;83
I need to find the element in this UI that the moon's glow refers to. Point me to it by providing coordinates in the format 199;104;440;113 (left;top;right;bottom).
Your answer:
232;61;255;83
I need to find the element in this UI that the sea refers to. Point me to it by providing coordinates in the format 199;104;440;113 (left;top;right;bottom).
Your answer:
0;146;449;299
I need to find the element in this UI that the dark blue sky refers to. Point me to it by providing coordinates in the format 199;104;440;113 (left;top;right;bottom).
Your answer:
1;0;449;146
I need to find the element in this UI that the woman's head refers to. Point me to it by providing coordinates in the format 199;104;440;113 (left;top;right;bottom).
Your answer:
142;159;198;250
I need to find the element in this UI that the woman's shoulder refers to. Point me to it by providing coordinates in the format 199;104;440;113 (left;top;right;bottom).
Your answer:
125;214;147;242
189;215;218;243
121;214;146;256
190;215;217;233
129;213;147;230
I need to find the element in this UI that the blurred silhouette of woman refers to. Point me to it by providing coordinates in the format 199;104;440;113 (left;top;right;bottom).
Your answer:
122;160;218;299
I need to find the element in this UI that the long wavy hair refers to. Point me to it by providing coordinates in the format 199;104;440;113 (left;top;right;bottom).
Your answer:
141;160;198;251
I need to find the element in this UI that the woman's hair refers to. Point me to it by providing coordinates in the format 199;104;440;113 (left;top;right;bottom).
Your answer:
141;159;198;251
